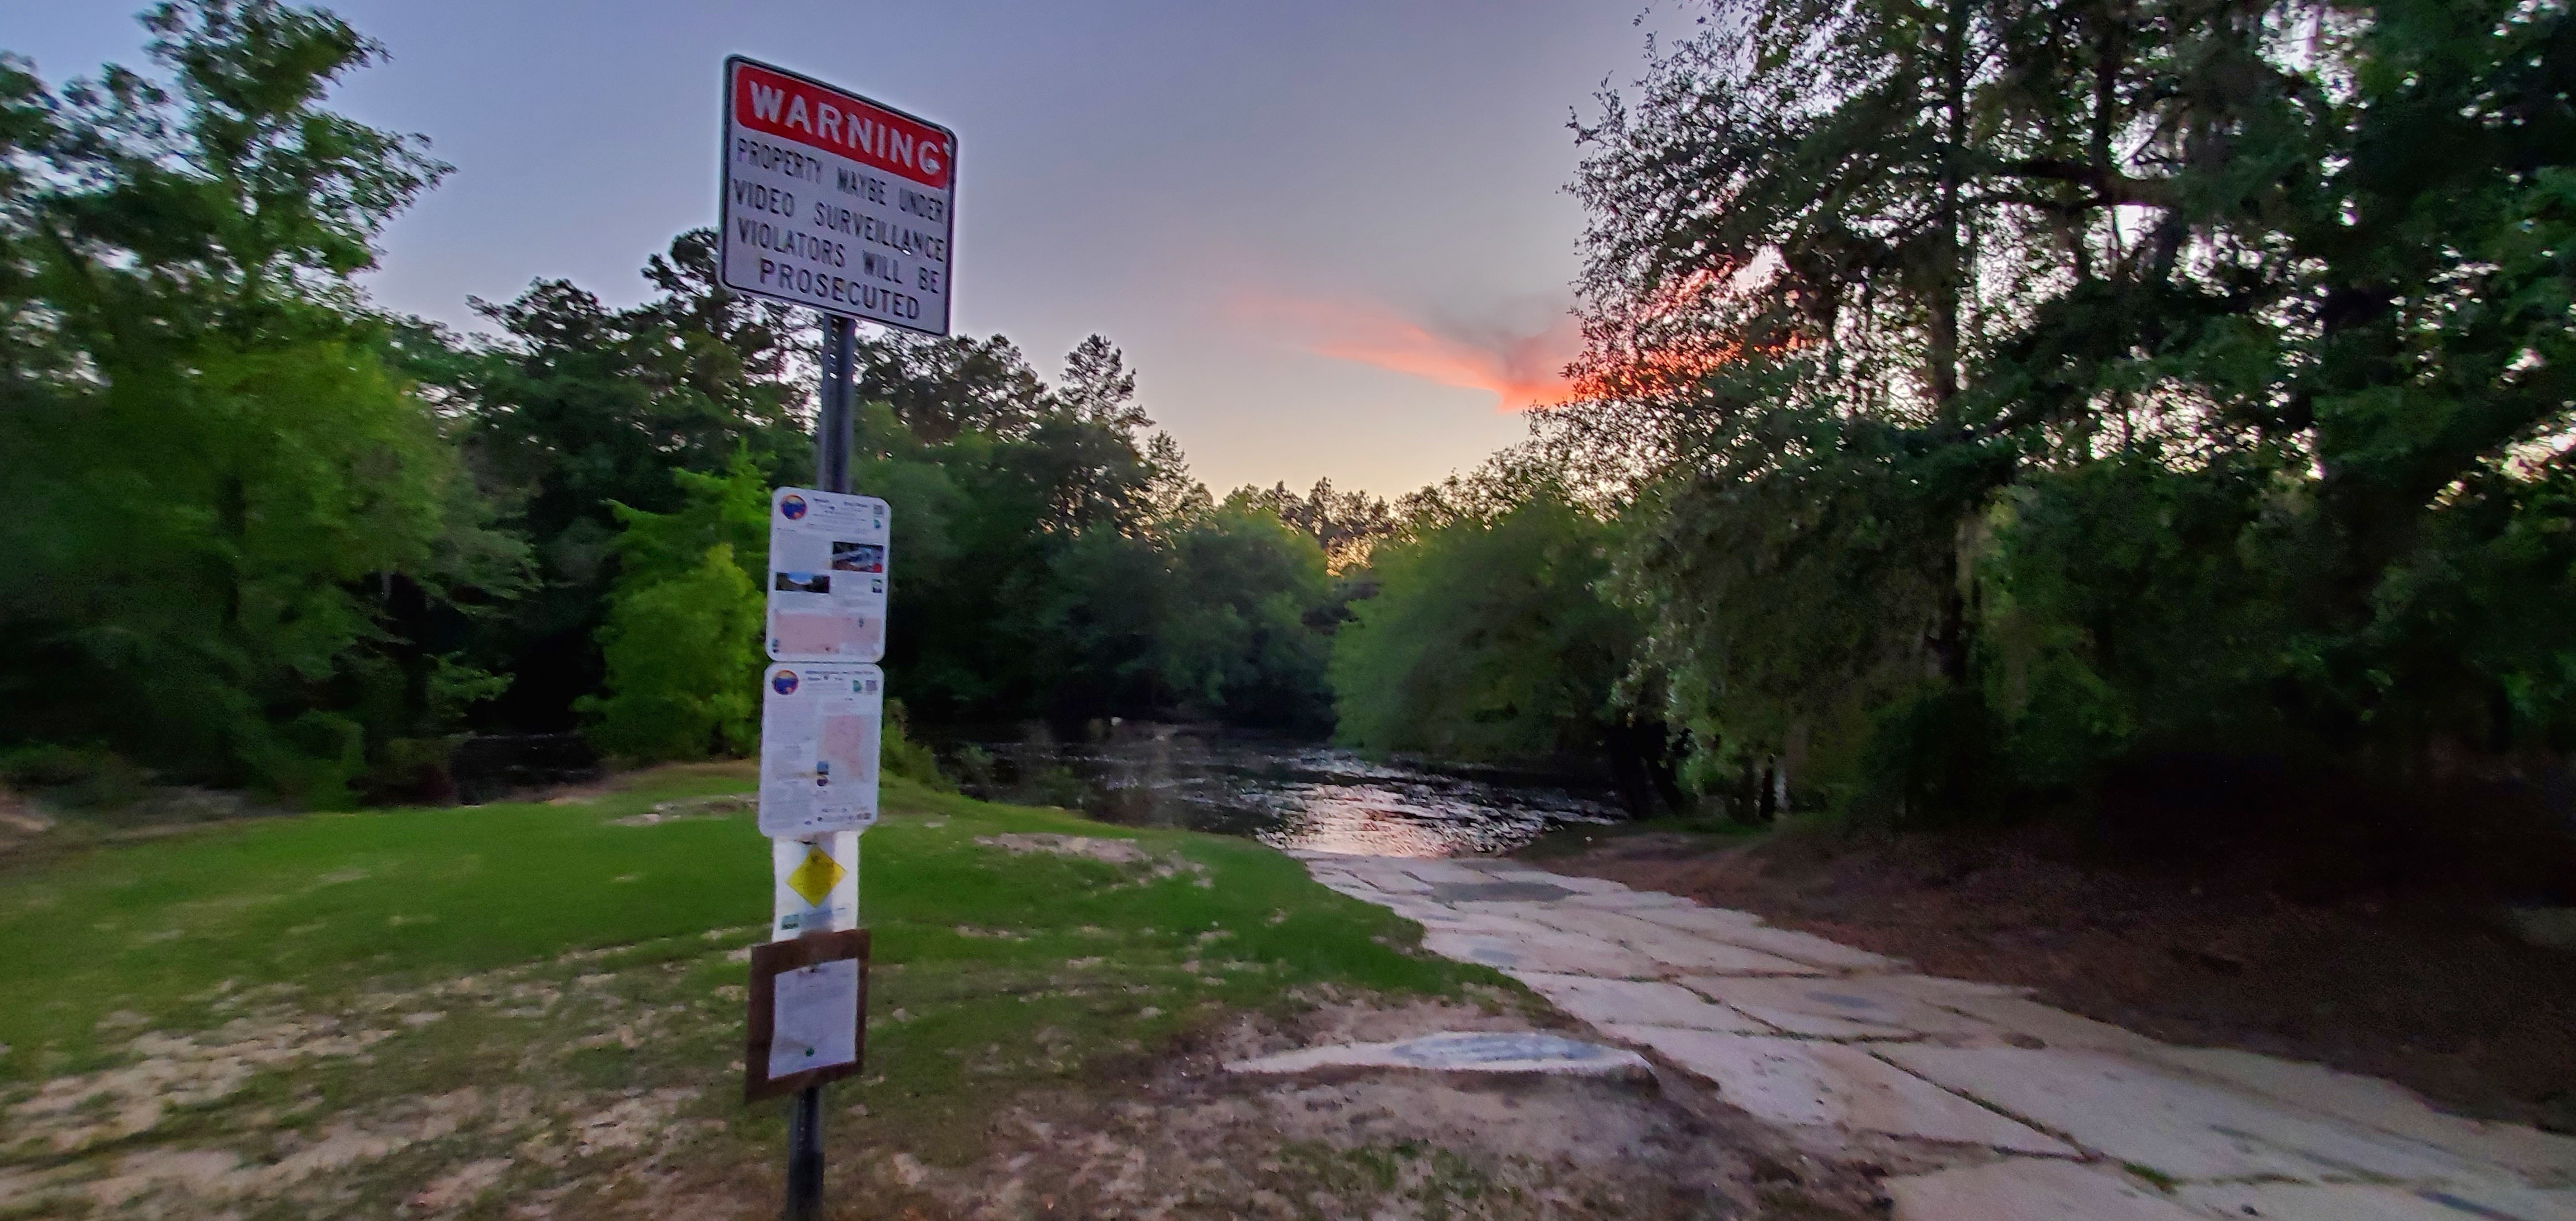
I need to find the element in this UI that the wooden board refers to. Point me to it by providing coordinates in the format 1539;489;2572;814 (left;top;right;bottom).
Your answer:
744;928;870;1101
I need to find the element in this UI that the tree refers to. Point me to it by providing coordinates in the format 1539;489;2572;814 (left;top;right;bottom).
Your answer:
573;453;768;761
442;229;810;730
1330;494;1634;763
0;1;520;804
1235;479;1398;571
847;331;1052;443
1158;504;1336;731
1055;333;1150;432
1138;431;1214;531
1568;0;2576;818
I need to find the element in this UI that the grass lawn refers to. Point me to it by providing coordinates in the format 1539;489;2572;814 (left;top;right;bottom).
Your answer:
0;764;1497;1218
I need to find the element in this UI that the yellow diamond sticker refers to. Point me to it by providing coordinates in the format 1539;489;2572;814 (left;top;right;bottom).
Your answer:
784;845;846;906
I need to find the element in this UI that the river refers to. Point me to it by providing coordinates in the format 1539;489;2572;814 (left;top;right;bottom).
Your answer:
948;727;1626;858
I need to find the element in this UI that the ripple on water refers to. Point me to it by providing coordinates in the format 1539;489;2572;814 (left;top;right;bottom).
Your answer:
963;736;1623;858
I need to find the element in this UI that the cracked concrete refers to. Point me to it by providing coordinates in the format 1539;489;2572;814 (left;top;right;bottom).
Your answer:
1292;847;2576;1221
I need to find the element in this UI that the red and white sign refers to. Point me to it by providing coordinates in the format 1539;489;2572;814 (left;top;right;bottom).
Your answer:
720;56;954;335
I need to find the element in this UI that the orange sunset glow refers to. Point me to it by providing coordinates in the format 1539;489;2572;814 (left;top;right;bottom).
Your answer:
1230;291;1583;412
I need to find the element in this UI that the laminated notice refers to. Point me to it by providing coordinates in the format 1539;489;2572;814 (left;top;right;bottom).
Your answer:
766;957;860;1077
766;487;889;662
758;662;882;837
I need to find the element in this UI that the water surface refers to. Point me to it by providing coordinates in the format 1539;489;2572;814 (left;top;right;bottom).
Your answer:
954;730;1624;858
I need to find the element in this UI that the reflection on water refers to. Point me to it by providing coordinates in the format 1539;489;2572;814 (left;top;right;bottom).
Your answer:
953;729;1623;858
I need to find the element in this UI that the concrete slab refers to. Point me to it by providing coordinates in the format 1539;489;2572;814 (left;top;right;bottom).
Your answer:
1508;972;1777;1033
1389;903;1565;939
1874;979;2158;1054
1562;887;1694;909
1478;868;1631;895
1678;976;1993;1039
1507;906;1825;976
1308;874;1395;903
1674;920;1898;971
1322;865;1433;895
1885;1160;2205;1221
1602;1026;2075;1154
1427;880;1580;903
1616;904;1770;935
1881;1045;2499;1184
1417;929;1667;979
2141;1047;2576;1184
1868;972;2027;1001
1226;1031;1650;1078
1398;860;1498;888
2180;1181;2576;1221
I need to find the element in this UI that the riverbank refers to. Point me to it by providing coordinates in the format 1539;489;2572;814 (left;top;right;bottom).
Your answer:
0;765;1877;1218
1531;824;2576;1135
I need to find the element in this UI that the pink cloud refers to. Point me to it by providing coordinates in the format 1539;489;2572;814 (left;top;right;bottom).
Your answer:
1229;290;1582;413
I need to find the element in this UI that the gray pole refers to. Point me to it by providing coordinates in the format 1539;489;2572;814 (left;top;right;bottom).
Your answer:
815;315;856;496
784;312;857;1221
784;1083;824;1219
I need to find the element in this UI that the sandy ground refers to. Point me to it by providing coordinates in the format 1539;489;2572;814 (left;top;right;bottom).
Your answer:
0;1001;1884;1219
835;995;1886;1220
2;922;1883;1219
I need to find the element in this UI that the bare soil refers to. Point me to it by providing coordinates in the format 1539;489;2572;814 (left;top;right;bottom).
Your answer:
647;993;1896;1220
3;944;1893;1219
1528;826;2576;1133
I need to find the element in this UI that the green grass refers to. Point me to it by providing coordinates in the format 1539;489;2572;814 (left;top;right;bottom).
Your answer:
0;763;1505;1217
2;763;754;1078
0;765;1478;1080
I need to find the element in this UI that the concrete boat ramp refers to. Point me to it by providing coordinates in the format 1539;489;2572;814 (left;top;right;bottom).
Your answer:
1282;850;2576;1221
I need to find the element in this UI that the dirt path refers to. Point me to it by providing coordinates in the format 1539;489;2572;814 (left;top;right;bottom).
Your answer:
1296;850;2576;1221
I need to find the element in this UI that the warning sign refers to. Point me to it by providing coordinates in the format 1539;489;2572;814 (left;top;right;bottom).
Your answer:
784;843;847;905
719;56;955;334
770;832;856;938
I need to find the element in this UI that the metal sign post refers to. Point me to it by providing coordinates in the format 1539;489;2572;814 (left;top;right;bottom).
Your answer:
817;316;855;494
790;320;847;1219
719;53;955;1221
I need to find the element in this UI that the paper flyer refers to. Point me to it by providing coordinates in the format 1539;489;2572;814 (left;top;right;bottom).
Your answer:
765;957;861;1077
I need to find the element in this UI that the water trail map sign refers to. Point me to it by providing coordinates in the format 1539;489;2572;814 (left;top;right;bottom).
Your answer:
766;488;889;663
720;56;954;334
759;661;883;838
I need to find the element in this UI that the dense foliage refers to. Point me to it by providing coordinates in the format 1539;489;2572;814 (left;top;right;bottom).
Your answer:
12;0;2565;841
1329;491;1631;764
0;3;522;805
1545;0;2576;823
0;2;1348;804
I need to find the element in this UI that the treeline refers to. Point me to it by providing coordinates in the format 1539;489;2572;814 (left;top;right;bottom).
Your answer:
0;3;1371;806
14;0;2573;849
1334;0;2576;851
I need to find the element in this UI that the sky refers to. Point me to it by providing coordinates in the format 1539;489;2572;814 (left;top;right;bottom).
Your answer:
12;1;1684;497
